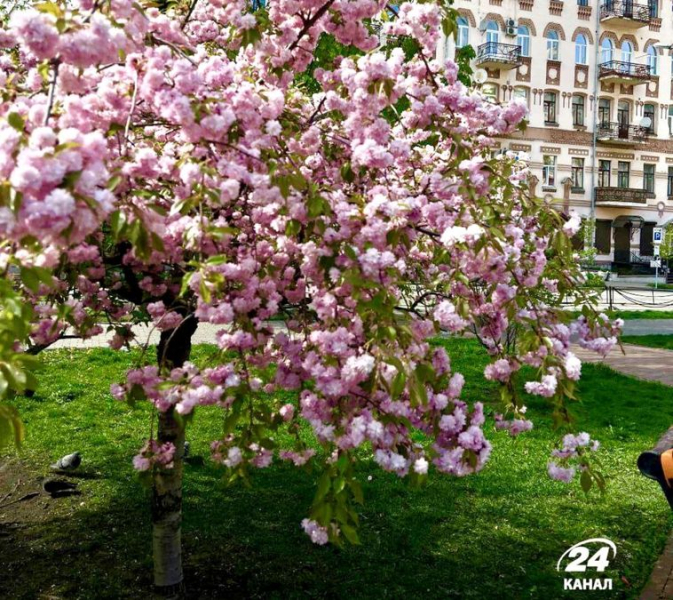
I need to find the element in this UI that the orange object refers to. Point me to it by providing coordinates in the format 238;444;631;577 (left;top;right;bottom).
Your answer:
661;450;673;488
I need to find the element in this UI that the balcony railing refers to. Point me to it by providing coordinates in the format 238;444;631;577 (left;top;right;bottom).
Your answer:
600;0;651;23
598;60;652;81
597;122;649;144
595;186;649;204
476;42;522;69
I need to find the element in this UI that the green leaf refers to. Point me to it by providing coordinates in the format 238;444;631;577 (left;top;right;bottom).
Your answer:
316;471;331;501
580;470;593;493
7;113;24;132
340;523;361;545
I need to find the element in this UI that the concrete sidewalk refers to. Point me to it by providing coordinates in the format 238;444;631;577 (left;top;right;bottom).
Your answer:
574;343;673;387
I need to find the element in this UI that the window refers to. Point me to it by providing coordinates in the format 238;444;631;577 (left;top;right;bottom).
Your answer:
572;95;585;126
571;158;584;189
599;160;611;187
517;25;530;57
644;103;655;133
485;21;499;45
668;166;673;196
547;31;560;60
575;34;588;65
644;164;655;193
647;46;658;75
482;83;498;103
617;100;630;125
577;0;588;5
595;220;612;254
618;161;630;188
542;155;557;187
621;41;633;63
457;16;469;49
601;38;614;64
668;106;673;136
513;86;529;107
598;98;611;126
649;0;659;17
544;91;557;123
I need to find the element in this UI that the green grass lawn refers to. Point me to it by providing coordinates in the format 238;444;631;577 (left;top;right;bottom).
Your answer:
2;340;672;599
622;335;673;351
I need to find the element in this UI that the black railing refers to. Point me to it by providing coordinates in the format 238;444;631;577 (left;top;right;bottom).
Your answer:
476;42;522;66
597;122;649;143
599;60;651;79
595;186;649;204
600;0;651;21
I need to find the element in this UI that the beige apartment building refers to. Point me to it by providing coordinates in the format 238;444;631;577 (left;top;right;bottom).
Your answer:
439;0;673;267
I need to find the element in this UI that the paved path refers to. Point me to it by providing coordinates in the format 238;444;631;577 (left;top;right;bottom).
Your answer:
574;343;673;387
622;320;673;336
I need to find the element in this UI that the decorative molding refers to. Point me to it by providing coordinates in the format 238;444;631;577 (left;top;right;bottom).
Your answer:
516;57;532;82
575;64;589;89
577;5;592;20
516;18;537;36
540;146;562;154
569;148;590;156
641;155;660;162
481;13;506;30
618;33;639;52
600;81;616;93
649;17;662;32
646;78;659;99
571;26;593;44
546;60;561;85
599;31;618;46
542;22;566;40
510;143;532;151
486;67;501;79
519;0;534;10
489;0;503;6
620;84;634;95
549;0;564;15
456;8;476;27
596;152;635;159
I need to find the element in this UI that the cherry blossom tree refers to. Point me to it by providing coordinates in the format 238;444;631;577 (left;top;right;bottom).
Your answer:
0;0;620;593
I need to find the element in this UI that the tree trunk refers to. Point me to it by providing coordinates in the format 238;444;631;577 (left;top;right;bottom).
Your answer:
153;314;197;597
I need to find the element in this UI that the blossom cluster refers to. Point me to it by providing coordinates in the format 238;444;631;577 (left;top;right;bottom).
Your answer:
548;432;600;484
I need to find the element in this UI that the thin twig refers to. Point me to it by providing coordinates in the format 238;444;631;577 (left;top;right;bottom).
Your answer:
43;60;60;127
181;0;199;30
288;0;336;51
124;69;139;153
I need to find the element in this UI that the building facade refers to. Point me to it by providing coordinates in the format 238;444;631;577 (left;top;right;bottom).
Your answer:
439;0;673;266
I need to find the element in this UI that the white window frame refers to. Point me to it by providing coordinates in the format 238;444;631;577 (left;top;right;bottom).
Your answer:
542;155;557;188
575;34;587;65
546;31;559;60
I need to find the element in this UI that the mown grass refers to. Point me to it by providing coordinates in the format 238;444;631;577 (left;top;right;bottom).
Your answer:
1;340;672;599
566;309;673;320
622;335;673;351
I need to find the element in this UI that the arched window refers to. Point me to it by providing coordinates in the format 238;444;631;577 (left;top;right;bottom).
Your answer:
575;34;587;65
644;103;656;133
482;83;498;103
513;86;529;106
621;41;633;63
546;30;560;60
544;91;558;123
517;25;530;57
456;16;469;48
601;38;614;64
485;21;499;45
647;46;658;75
617;100;630;126
572;95;585;126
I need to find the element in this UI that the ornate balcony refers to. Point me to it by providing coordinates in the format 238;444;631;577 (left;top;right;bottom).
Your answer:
595;186;649;205
600;0;651;27
596;122;649;145
598;60;651;84
476;42;522;70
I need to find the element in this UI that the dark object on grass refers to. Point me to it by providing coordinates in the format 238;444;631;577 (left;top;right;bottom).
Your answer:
42;478;79;498
50;452;81;472
183;441;190;458
638;426;673;509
